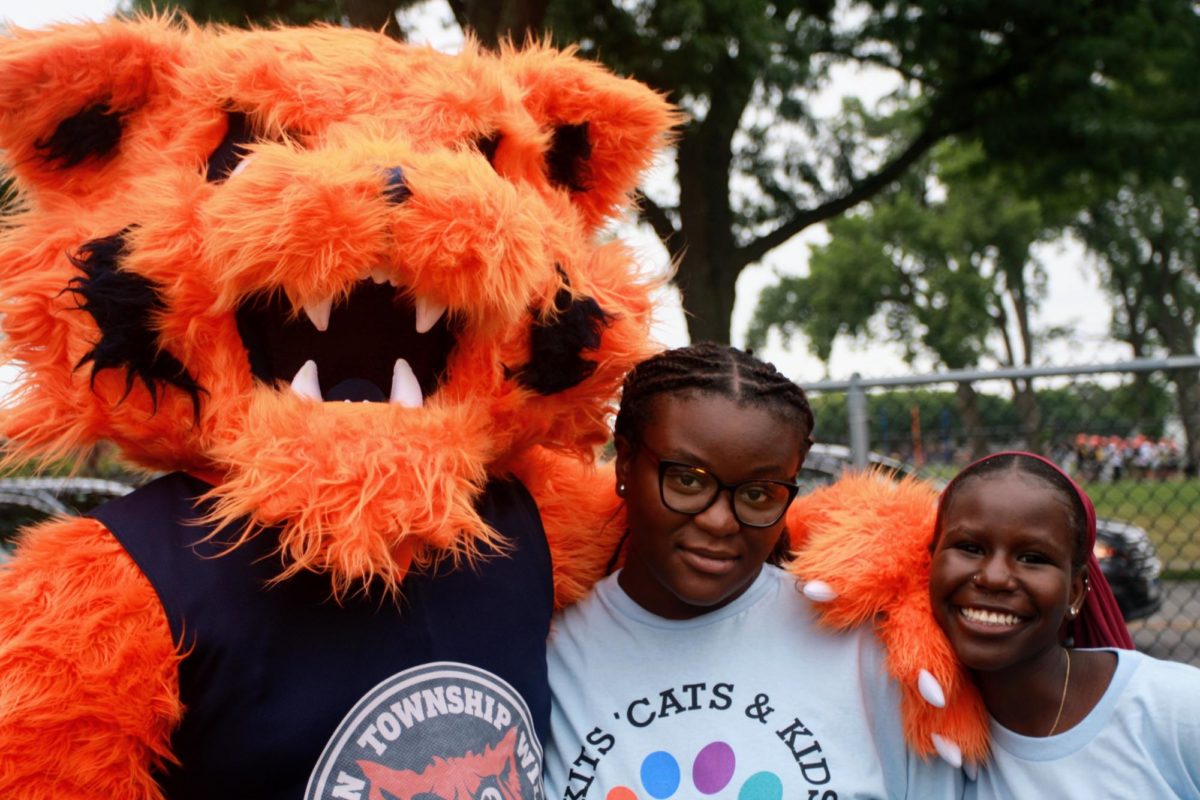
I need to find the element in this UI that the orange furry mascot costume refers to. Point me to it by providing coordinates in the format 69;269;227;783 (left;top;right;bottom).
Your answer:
0;16;675;797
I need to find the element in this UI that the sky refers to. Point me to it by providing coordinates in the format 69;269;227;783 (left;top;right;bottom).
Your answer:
1;0;1131;385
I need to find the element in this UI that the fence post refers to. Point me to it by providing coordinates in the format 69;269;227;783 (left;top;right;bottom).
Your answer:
848;372;869;468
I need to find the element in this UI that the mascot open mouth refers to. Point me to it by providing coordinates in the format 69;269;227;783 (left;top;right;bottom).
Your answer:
235;279;457;404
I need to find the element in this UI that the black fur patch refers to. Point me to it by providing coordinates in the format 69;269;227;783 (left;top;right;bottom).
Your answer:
477;132;503;166
546;123;592;193
206;111;254;182
36;103;123;168
516;275;610;395
67;231;203;416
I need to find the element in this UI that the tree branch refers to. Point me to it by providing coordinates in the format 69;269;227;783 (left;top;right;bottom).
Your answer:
735;119;950;268
637;191;683;260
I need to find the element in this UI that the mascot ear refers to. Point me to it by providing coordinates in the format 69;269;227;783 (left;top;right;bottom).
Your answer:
502;44;678;231
0;18;190;201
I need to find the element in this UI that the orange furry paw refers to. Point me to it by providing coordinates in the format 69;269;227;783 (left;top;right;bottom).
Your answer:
0;516;182;797
786;471;990;763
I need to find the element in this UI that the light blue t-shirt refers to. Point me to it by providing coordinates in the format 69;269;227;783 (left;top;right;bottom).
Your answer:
545;566;959;800
968;648;1200;799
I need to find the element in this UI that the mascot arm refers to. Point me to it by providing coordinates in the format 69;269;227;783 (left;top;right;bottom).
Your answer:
506;447;625;609
785;472;989;767
0;516;182;799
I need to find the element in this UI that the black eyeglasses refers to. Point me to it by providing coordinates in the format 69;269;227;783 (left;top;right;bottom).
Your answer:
635;443;800;528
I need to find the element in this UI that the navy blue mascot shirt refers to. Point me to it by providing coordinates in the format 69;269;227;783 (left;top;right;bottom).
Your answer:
92;472;554;800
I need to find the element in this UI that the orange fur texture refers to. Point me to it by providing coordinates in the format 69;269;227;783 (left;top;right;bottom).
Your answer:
0;16;675;592
0;517;182;798
786;471;990;763
0;15;674;794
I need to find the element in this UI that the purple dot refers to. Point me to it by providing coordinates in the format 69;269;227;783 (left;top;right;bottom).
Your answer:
692;741;735;794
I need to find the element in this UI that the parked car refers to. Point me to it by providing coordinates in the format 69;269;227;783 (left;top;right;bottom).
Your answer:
795;444;1164;622
0;476;135;561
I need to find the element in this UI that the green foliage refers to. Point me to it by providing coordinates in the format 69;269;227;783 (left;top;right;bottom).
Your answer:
749;139;1052;369
807;379;1174;449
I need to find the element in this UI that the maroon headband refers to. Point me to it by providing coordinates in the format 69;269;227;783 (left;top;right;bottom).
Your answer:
936;450;1134;650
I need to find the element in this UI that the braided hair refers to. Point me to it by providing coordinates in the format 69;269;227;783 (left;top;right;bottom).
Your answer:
936;453;1089;569
608;342;815;570
614;342;814;447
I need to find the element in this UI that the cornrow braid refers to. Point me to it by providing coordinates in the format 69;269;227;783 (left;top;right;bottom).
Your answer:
613;342;814;446
609;342;814;570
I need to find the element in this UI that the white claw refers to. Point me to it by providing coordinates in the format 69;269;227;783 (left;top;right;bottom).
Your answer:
369;267;391;285
229;154;255;178
802;580;838;603
390;358;423;407
931;734;962;768
290;359;322;401
918;669;947;708
414;295;448;334
304;297;333;332
964;758;978;781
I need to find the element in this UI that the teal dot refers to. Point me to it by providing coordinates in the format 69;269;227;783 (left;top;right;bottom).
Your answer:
738;771;783;800
640;751;681;799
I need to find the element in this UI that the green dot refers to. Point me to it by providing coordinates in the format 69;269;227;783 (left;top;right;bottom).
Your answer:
738;772;782;800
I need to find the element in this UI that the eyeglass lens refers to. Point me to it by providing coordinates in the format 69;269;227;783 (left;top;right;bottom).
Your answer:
660;464;792;526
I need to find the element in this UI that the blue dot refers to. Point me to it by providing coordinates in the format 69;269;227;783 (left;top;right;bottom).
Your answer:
640;751;681;799
738;771;783;800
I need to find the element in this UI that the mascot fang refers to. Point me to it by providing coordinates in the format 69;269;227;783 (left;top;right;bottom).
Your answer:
0;16;674;797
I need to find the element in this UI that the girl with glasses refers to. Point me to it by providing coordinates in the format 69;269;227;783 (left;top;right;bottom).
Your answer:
544;343;959;800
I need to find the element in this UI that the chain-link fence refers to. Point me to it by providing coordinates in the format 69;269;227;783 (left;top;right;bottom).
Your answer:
802;356;1200;666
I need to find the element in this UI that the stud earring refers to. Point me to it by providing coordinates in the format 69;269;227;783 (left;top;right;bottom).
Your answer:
1067;607;1079;619
617;483;626;495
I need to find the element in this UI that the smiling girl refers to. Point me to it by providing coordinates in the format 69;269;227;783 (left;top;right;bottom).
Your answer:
930;451;1200;797
544;344;958;800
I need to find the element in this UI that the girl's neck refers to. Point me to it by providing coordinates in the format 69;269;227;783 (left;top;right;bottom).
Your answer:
974;647;1117;737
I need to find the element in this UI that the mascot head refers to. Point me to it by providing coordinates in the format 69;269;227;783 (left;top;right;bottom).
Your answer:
0;16;675;592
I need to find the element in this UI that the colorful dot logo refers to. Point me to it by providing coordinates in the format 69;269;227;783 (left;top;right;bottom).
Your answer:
607;742;782;800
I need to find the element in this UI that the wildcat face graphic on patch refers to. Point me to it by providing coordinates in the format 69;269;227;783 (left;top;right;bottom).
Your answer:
306;662;544;800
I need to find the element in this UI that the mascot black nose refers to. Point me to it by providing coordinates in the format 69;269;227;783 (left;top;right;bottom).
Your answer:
382;166;411;205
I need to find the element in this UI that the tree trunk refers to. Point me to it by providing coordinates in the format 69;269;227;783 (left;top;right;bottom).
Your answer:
955;382;989;461
1154;309;1200;473
340;0;404;37
448;0;550;48
1011;379;1043;454
676;247;738;344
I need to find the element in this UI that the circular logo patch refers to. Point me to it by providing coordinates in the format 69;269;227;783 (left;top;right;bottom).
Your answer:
306;662;544;800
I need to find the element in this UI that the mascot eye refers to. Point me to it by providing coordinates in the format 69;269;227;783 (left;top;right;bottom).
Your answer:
475;132;502;168
206;111;256;182
546;122;592;193
36;102;123;167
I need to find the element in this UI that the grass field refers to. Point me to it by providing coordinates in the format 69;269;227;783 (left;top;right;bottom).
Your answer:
1083;478;1200;576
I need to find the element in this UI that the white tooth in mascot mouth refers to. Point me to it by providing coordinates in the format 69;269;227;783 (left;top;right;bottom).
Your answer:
290;359;322;400
960;607;1021;626
390;358;423;407
414;295;448;334
303;297;332;331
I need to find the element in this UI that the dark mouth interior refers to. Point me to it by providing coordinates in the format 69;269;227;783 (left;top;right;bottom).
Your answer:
235;281;456;403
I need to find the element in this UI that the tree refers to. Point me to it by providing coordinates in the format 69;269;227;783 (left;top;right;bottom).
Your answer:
546;0;1195;342
748;140;1057;455
1077;177;1200;470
